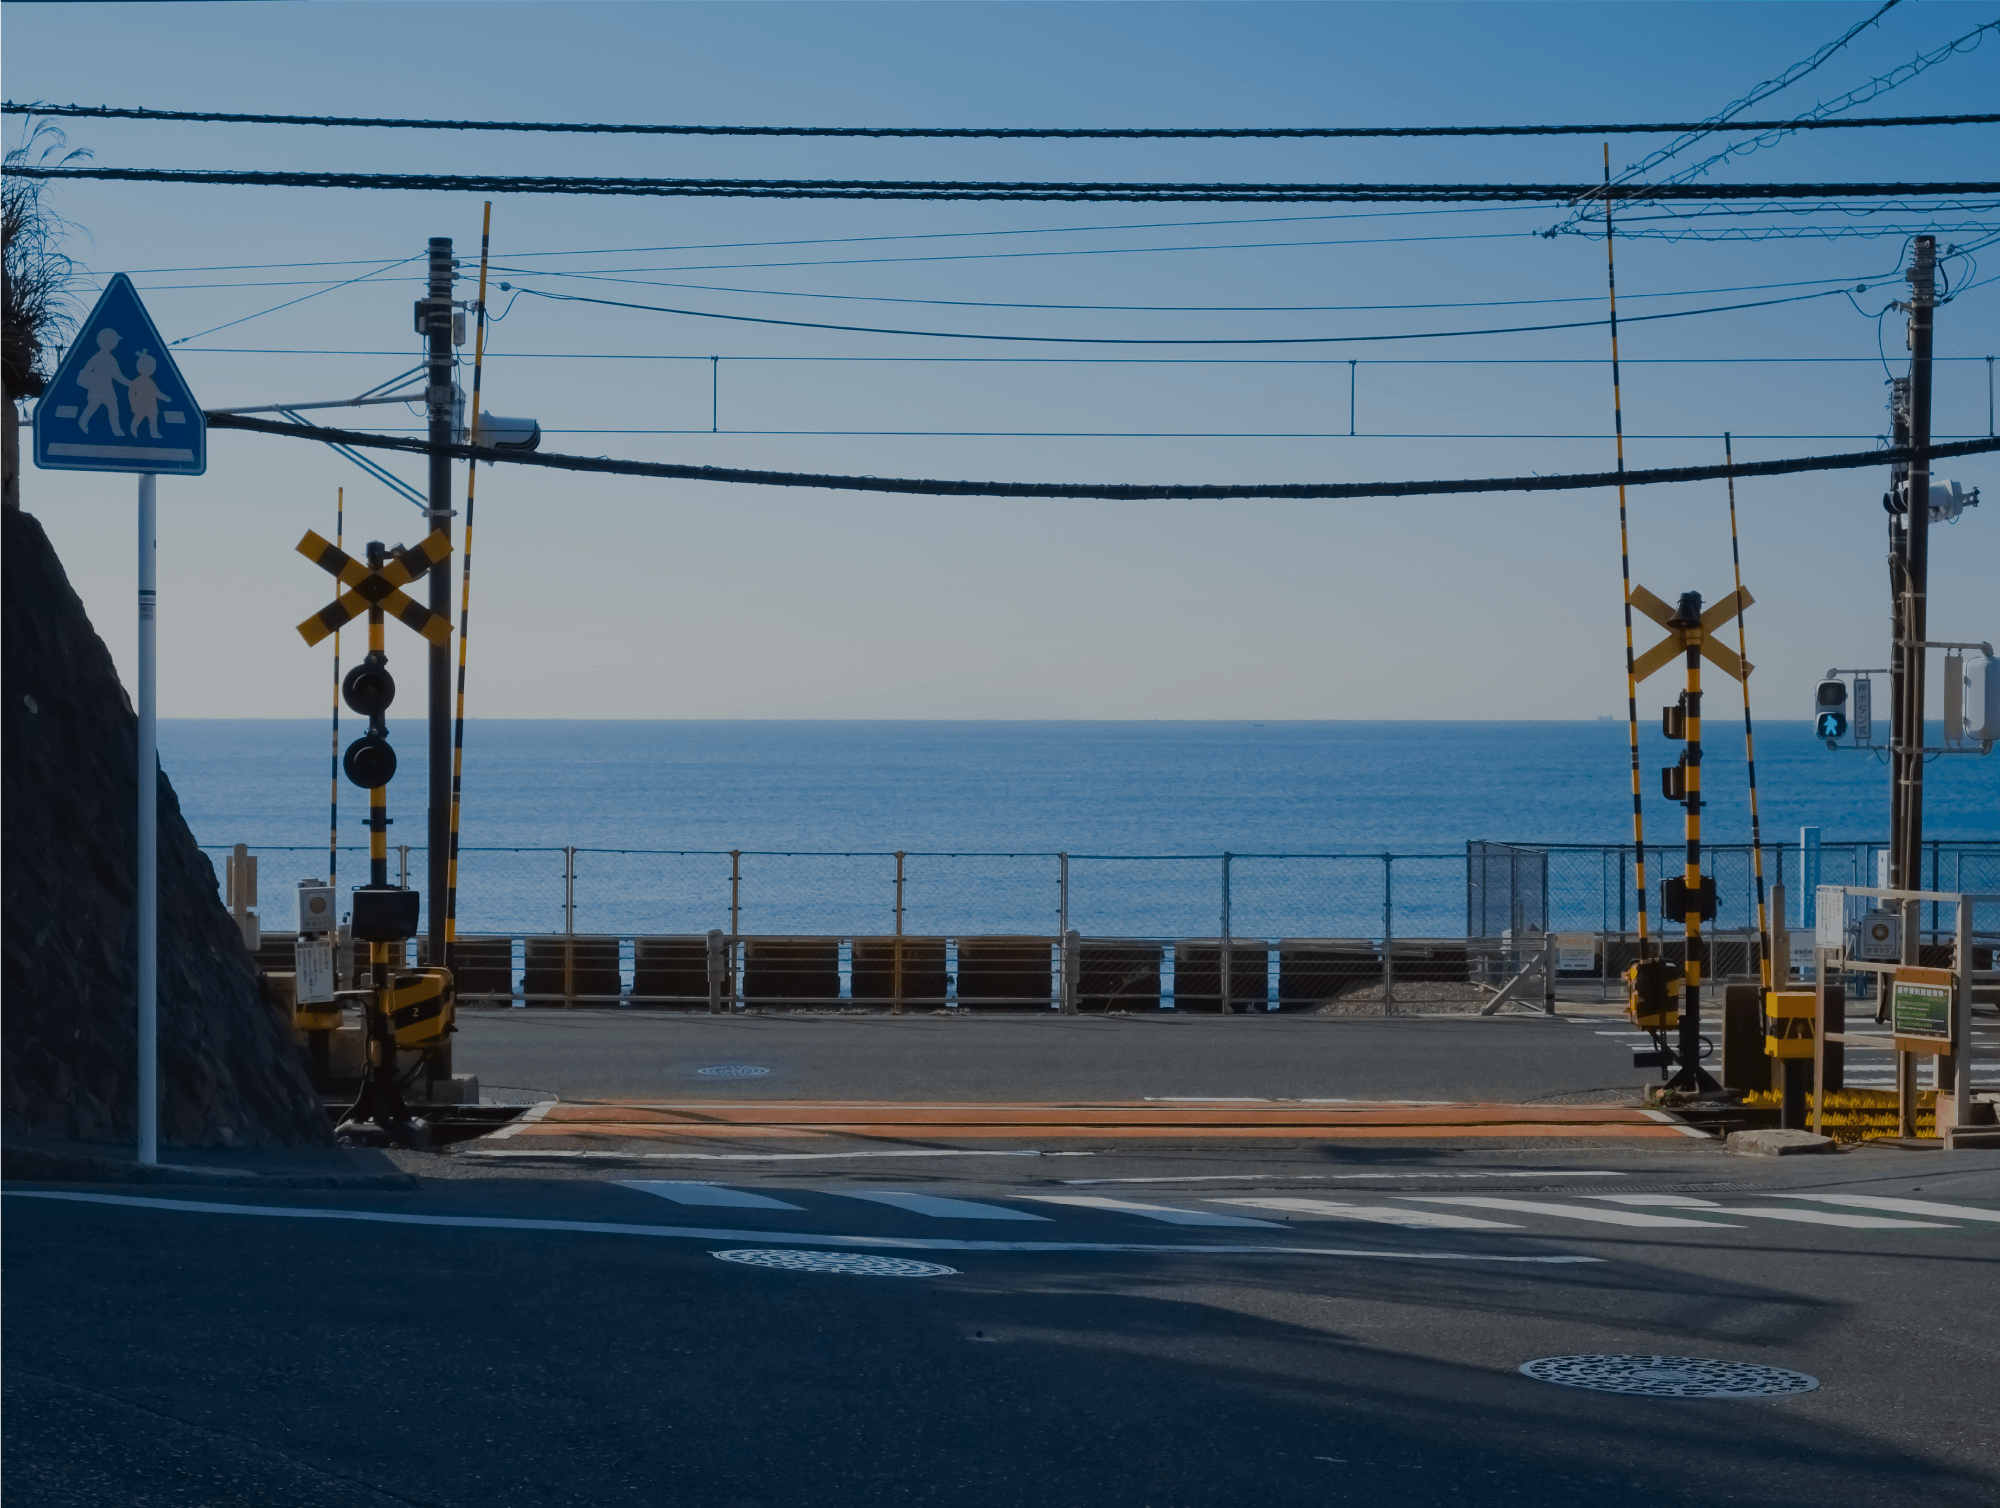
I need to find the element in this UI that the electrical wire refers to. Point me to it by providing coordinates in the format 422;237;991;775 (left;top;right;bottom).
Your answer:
13;164;1996;203
485;267;1898;315
159;255;419;345
204;411;2000;500
1614;0;1908;183
13;99;1997;138
503;282;1856;346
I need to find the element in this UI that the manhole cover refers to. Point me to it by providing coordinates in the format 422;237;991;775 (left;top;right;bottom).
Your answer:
712;1249;958;1278
696;1064;770;1079
1519;1354;1819;1398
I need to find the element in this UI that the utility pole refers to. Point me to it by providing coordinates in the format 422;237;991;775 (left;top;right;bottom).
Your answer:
1890;235;1936;963
421;238;455;974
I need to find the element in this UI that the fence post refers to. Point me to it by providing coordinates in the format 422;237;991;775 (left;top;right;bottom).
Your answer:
562;845;576;1008
1543;930;1557;1015
1057;853;1072;1014
1220;852;1233;1016
729;849;741;1009
893;850;906;1016
1382;852;1396;1015
705;928;723;1014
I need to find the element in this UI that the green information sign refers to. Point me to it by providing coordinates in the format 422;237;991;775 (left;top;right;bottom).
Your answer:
1891;976;1952;1043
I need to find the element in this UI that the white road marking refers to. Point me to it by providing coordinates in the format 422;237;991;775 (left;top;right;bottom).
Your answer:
0;1192;1596;1263
1211;1197;1520;1229
1588;1195;1721;1206
619;1181;804;1210
1636;1109;1712;1139
1401;1197;1738;1229
1775;1193;2000;1222
837;1191;1049;1222
1588;1195;1950;1229
482;1099;557;1139
1023;1195;1283;1227
1062;1171;1626;1185
1719;1208;1953;1230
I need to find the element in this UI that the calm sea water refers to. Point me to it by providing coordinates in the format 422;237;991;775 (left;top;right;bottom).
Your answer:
162;719;1995;857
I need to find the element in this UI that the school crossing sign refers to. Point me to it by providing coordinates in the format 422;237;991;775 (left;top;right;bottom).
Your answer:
33;274;206;476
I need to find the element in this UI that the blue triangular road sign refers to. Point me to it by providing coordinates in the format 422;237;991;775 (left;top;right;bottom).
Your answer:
33;274;206;476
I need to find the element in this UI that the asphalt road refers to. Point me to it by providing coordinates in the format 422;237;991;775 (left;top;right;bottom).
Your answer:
7;1142;1998;1507
451;1008;1659;1105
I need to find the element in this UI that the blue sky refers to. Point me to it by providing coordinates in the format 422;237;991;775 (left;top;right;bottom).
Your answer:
7;2;1997;723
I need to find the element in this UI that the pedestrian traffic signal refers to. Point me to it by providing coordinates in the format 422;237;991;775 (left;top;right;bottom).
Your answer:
1814;679;1848;744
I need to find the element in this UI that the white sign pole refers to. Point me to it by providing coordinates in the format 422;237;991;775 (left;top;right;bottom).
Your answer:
137;472;158;1165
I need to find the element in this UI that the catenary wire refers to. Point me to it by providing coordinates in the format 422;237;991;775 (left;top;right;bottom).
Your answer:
502;283;1856;346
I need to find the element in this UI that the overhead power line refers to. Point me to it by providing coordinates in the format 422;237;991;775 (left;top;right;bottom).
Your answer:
206;412;2000;501
505;283;1859;346
10;99;1996;138
12;166;1996;203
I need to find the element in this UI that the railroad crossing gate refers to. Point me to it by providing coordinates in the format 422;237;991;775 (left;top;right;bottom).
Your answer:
1628;584;1753;684
294;529;452;646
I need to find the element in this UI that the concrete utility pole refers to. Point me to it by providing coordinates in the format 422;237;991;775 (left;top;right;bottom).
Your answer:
1890;235;1936;956
421;237;455;973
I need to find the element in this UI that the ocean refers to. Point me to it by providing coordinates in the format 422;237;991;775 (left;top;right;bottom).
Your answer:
163;718;1995;855
162;720;1996;941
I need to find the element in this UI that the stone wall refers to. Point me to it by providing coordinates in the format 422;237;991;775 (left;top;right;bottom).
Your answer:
2;504;333;1147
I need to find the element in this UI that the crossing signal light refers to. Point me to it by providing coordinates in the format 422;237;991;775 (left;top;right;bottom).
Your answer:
1815;679;1848;744
342;655;395;719
343;733;396;789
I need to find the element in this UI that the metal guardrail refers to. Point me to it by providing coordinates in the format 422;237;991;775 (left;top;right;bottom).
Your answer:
206;839;2000;947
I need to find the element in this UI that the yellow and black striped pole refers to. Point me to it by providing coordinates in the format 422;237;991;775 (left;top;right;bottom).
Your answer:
1724;434;1772;997
329;487;343;889
444;202;494;954
1602;145;1652;974
1670;590;1718;1092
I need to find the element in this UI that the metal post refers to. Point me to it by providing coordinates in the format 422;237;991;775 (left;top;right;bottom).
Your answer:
1057;852;1072;1014
1543;930;1556;1015
892;850;905;1016
1219;853;1233;1015
1892;236;1936;948
562;844;575;1009
424;237;455;977
706;927;723;1015
711;355;719;433
1948;894;1974;1143
136;473;158;1165
729;849;741;1009
1348;360;1357;436
1382;852;1396;1015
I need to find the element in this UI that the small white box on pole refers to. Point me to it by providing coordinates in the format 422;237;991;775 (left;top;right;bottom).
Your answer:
294;939;336;1005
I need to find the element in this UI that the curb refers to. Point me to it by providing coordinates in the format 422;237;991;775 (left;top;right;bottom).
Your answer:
2;1143;418;1190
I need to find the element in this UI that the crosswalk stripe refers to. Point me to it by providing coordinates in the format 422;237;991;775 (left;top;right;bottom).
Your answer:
1024;1195;1283;1228
618;1181;803;1211
837;1191;1049;1222
1211;1197;1519;1230
1400;1197;1737;1229
1587;1194;1948;1229
1721;1207;1952;1230
1775;1193;2000;1222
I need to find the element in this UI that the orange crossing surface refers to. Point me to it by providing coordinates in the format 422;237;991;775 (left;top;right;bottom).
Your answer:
506;1100;1693;1143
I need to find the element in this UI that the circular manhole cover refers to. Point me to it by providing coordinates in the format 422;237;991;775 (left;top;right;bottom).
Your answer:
1519;1354;1819;1398
696;1064;770;1079
712;1249;958;1278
